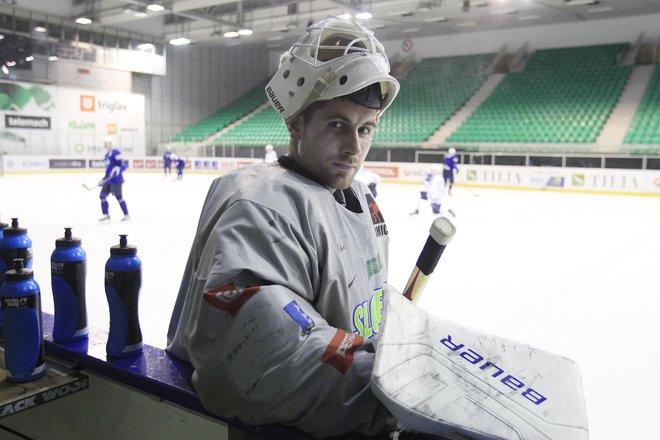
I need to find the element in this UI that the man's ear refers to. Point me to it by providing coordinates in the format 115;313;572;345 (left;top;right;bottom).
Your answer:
286;115;304;142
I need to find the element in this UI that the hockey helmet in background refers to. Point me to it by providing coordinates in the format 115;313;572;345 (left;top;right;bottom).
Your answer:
103;135;115;147
265;15;400;120
448;147;457;156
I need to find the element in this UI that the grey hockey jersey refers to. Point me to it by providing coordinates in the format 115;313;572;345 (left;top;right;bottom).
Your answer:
167;158;393;438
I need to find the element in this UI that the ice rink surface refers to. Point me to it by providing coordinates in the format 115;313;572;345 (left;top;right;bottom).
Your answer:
2;169;659;439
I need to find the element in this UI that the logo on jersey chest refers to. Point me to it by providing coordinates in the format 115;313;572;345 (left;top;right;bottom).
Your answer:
352;288;383;339
365;193;388;237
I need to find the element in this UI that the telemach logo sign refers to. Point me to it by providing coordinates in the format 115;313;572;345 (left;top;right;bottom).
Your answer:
5;115;51;129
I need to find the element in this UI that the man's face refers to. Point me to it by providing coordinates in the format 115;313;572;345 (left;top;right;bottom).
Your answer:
288;99;379;191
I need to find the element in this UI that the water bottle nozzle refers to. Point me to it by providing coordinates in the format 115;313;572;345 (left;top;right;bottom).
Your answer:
13;258;24;272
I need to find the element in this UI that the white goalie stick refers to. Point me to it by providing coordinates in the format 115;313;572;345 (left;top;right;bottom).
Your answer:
372;216;589;440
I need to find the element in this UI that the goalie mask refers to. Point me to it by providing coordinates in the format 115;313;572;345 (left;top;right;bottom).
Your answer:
265;16;400;119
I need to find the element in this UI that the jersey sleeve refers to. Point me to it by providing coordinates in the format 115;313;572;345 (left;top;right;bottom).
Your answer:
180;199;393;438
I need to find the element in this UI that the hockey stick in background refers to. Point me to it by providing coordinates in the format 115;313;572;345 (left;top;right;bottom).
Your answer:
82;177;110;191
403;216;456;304
455;172;480;197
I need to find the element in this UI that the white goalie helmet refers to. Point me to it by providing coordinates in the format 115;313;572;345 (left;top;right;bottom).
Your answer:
265;16;400;119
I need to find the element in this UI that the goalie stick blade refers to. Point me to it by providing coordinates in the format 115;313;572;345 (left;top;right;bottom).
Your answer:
372;287;588;440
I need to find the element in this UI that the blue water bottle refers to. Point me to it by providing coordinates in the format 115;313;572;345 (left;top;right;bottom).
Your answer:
51;227;88;342
105;234;142;358
0;218;33;295
1;258;46;382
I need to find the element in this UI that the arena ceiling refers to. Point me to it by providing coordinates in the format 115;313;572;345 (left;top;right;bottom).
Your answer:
6;0;660;50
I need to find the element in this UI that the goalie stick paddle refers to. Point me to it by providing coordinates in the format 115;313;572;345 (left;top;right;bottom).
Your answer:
403;216;456;304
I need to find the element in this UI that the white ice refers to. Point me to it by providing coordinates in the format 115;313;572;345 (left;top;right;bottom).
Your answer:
1;170;659;440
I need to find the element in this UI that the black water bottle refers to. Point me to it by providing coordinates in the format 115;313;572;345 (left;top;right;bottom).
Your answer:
105;235;142;358
51;227;88;342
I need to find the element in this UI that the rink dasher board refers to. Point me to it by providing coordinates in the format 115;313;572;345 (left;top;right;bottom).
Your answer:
0;347;89;419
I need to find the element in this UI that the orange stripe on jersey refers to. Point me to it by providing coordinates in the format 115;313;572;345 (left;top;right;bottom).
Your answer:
321;329;364;374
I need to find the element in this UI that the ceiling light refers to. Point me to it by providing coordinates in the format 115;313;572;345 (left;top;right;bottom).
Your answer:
386;10;413;17
33;25;47;33
1;65;8;75
48;55;58;61
75;17;92;25
237;29;253;36
137;43;154;50
491;8;517;15
25;55;34;62
0;35;4;40
565;0;597;5
355;11;373;20
169;37;191;45
6;61;16;67
338;13;352;19
146;4;165;12
588;6;613;12
224;31;239;38
423;16;448;22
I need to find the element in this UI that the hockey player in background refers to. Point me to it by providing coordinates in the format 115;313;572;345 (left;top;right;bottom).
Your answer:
410;164;452;216
264;143;277;163
163;146;173;176
166;16;403;439
355;167;381;198
98;136;129;221
443;147;459;195
175;156;186;180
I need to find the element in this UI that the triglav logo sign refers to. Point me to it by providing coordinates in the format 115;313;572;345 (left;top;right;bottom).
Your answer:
80;95;95;112
79;95;128;113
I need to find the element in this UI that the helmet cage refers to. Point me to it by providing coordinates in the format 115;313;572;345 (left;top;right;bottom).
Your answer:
266;16;399;120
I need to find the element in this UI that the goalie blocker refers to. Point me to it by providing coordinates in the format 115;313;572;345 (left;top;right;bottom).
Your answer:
372;287;588;440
